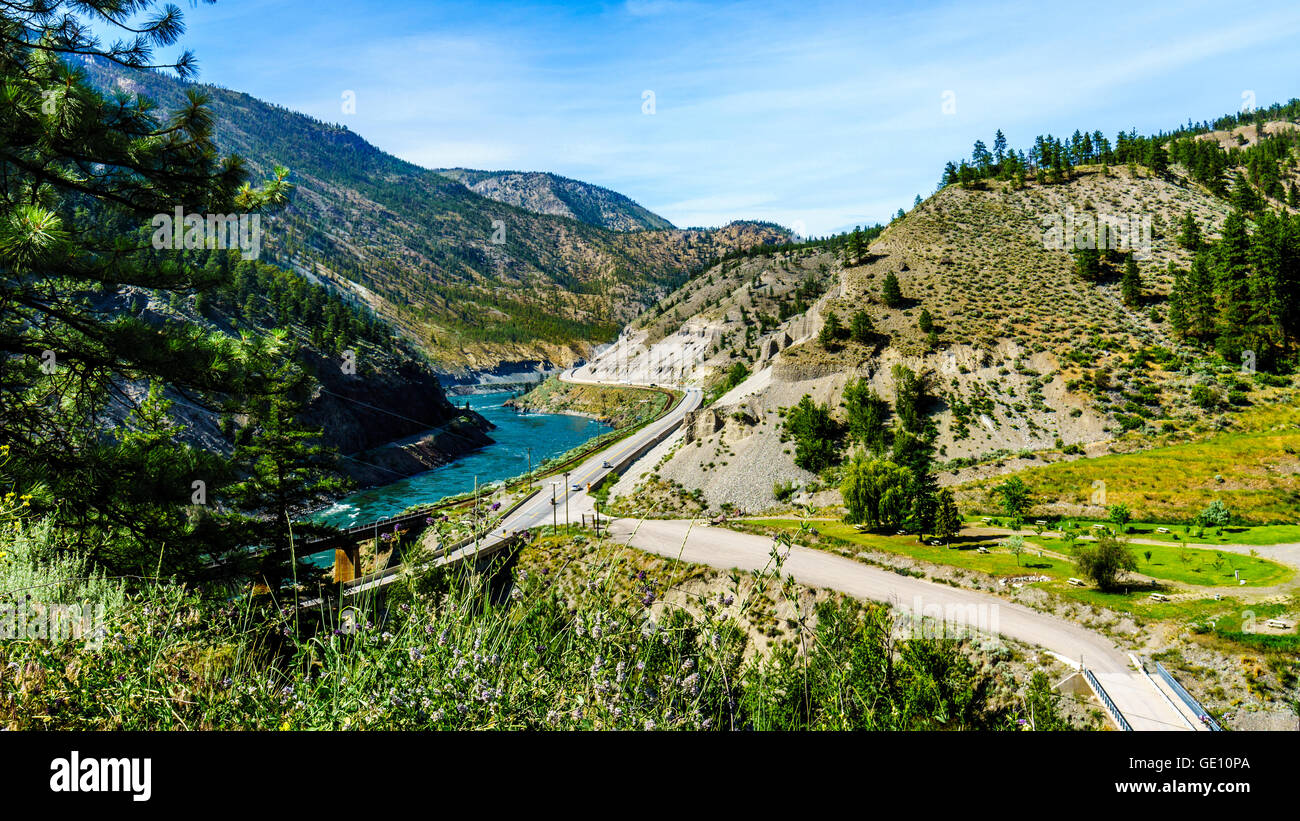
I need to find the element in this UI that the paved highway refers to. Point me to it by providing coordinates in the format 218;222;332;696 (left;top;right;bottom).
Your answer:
486;373;701;539
601;517;1197;731
348;372;701;590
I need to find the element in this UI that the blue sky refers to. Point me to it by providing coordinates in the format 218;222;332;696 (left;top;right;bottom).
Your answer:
131;0;1300;235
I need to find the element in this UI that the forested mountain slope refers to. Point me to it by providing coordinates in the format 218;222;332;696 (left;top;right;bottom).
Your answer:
109;247;493;483
80;57;787;372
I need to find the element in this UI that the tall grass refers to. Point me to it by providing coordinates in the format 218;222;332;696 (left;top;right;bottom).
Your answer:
0;518;1070;730
1;517;128;618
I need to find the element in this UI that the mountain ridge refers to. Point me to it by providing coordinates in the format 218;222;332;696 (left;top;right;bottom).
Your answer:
80;56;789;374
435;168;675;232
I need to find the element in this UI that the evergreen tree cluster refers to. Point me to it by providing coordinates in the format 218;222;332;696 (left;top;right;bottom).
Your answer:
1167;115;1300;206
781;395;841;473
1167;210;1300;370
839;223;886;266
941;102;1300;216
941;127;1168;189
837;367;953;539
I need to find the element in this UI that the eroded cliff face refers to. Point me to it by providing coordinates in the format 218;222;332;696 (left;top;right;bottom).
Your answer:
337;419;495;487
298;349;481;451
299;348;496;484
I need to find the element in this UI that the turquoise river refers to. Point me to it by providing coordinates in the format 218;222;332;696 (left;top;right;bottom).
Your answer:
308;390;610;528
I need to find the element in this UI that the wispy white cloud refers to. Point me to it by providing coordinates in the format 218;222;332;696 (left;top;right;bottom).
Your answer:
167;0;1300;234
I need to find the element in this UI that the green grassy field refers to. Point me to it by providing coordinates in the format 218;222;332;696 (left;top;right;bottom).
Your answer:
958;403;1300;524
744;518;1074;577
1033;537;1291;587
510;378;674;430
1088;521;1300;547
738;518;1300;652
1045;587;1299;652
744;519;1291;588
968;516;1300;547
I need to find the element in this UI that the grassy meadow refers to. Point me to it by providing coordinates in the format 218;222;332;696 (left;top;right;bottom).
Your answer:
958;403;1300;524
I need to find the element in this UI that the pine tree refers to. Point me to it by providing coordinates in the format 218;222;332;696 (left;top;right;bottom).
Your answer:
941;162;959;188
1231;172;1262;213
0;1;291;570
841;378;890;455
1177;211;1202;251
849;227;865;264
849;309;874;344
1071;246;1102;282
1120;256;1142;307
1247;210;1300;363
890;364;930;435
783;396;841;472
819;311;844;349
933;489;961;544
891;429;937;538
1214;210;1254;355
881;271;904;307
958;162;978;188
1147;141;1168;175
228;347;348;557
99;380;232;575
1186;250;1218;342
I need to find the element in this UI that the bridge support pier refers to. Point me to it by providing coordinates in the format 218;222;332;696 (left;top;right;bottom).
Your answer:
334;544;361;583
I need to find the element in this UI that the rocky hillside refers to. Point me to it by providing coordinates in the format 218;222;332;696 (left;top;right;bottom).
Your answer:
78;57;788;374
436;169;674;231
607;158;1298;513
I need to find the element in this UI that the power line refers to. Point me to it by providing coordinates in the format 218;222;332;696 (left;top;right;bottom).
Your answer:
317;387;490;450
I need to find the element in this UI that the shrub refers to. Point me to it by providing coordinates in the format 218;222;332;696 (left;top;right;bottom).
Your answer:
1107;504;1132;527
1198;499;1231;528
1073;532;1138;590
720;362;750;393
1189;385;1220;410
